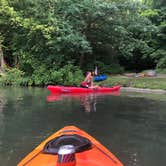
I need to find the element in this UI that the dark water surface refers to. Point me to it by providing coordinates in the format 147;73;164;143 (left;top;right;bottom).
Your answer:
0;87;166;166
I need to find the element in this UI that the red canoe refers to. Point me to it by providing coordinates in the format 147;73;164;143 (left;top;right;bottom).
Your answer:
18;126;123;166
47;85;121;93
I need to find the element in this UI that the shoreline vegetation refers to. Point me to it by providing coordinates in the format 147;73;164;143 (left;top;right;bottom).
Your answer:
97;75;166;93
0;0;165;92
0;71;166;93
121;87;166;94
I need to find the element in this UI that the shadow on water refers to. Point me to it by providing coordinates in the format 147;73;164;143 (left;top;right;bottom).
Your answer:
0;87;166;166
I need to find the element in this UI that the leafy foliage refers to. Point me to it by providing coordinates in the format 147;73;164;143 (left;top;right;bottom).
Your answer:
0;0;165;86
31;63;84;86
0;68;25;85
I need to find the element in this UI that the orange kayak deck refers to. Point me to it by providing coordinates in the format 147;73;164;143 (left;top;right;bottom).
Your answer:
18;126;123;166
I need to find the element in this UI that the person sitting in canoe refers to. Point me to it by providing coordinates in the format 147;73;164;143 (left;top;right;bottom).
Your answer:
80;71;98;89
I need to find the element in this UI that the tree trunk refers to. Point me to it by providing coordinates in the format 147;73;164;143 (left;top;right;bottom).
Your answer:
79;53;85;68
0;47;5;73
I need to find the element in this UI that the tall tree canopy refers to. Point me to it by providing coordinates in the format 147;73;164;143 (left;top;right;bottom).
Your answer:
0;0;165;85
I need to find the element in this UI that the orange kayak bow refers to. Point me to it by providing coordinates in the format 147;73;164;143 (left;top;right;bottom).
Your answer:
18;126;123;166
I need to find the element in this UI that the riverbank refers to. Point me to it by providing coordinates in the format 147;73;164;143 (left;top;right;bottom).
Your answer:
97;74;166;93
121;87;166;94
0;71;166;93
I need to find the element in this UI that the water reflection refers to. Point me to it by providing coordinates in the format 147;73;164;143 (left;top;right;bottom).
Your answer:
0;87;166;166
80;94;97;113
0;93;6;138
47;92;120;113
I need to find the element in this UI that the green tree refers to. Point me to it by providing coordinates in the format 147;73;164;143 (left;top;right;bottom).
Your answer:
0;34;5;73
141;0;166;70
0;0;165;86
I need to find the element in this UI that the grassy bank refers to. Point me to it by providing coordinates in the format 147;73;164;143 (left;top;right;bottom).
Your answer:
0;69;166;90
98;75;166;90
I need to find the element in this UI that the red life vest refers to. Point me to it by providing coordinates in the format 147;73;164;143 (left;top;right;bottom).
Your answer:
80;81;90;88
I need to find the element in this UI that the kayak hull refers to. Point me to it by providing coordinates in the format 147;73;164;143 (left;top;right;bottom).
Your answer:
47;85;121;93
18;126;123;166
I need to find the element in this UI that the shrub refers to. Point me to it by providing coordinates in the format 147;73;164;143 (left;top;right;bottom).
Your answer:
50;64;84;86
109;64;124;74
157;56;166;70
31;65;52;86
0;68;25;86
31;63;84;86
84;61;124;74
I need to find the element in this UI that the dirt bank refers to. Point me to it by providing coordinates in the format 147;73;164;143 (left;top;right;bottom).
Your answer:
121;87;166;94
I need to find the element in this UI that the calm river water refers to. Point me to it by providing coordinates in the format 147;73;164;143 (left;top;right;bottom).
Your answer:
0;87;166;166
